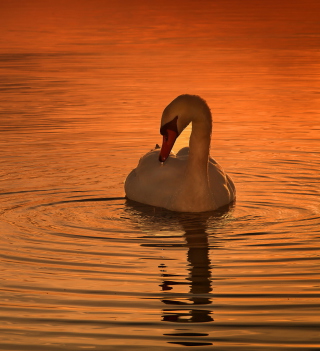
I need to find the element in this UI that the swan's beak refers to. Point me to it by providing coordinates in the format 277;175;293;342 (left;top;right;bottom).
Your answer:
159;129;178;162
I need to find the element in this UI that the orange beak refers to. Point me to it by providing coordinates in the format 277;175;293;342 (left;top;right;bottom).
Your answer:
159;129;178;162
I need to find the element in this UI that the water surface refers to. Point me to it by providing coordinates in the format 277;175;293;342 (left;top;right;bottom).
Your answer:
0;0;319;350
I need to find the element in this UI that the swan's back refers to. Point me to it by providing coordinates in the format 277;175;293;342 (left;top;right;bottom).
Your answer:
125;147;235;211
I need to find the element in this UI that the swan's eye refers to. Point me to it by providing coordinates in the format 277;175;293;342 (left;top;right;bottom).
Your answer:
160;116;179;136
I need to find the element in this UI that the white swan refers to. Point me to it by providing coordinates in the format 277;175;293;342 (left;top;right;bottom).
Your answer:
125;94;236;212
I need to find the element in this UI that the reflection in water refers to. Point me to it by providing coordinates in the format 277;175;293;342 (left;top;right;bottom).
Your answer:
161;221;213;324
161;221;213;347
126;200;234;347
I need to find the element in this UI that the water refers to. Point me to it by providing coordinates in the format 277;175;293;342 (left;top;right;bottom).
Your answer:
1;0;319;350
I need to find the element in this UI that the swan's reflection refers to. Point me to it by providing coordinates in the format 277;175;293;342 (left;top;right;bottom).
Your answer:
160;220;213;324
125;200;234;347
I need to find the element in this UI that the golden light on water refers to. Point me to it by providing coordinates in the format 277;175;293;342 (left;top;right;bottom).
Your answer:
0;0;319;349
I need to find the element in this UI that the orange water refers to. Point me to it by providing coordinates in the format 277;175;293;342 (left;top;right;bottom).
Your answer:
0;0;319;350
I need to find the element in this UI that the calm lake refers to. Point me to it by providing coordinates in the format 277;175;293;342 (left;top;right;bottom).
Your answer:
0;0;319;350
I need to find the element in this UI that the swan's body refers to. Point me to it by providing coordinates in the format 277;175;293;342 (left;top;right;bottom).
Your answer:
125;95;235;212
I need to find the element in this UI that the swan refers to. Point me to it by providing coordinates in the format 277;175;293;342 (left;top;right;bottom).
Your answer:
124;94;236;212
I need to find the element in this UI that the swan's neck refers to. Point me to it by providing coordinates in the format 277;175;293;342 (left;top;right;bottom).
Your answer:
171;112;213;212
187;113;212;175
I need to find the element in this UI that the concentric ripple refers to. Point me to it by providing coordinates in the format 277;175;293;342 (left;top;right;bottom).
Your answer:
0;179;319;350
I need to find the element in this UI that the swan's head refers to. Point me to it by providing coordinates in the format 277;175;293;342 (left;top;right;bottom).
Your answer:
159;94;211;162
159;115;180;163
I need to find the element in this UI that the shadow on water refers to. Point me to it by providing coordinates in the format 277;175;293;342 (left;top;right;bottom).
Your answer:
125;199;235;347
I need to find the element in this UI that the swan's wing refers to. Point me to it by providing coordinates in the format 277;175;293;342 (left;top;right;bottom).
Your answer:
125;150;187;208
